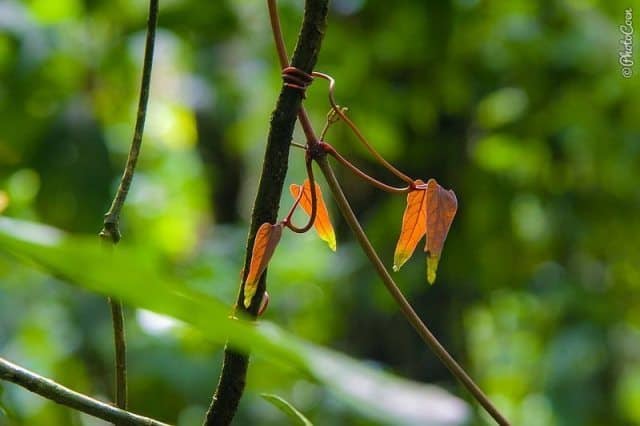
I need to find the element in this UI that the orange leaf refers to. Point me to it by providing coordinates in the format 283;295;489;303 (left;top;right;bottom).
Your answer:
244;222;283;308
424;179;457;284
393;180;427;272
290;179;336;251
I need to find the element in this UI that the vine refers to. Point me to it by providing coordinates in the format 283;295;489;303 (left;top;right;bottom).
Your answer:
99;0;159;414
208;0;511;424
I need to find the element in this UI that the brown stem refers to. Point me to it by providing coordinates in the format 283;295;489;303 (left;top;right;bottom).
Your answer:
0;357;169;426
268;0;318;145
267;0;288;68
322;142;410;194
203;1;329;425
284;158;318;233
316;156;510;426
313;71;413;184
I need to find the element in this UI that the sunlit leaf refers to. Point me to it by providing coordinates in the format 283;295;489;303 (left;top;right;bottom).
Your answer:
290;180;336;251
393;180;427;272
0;217;469;425
244;222;283;308
424;179;458;284
261;393;313;426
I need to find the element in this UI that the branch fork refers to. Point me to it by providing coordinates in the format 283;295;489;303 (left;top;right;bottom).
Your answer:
244;1;511;425
209;0;510;424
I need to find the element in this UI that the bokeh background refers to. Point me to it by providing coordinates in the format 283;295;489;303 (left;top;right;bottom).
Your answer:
1;0;639;424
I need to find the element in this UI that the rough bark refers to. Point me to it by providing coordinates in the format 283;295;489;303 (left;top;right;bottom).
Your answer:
203;1;329;425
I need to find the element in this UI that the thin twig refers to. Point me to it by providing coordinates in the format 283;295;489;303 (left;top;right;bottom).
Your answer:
313;71;413;184
98;0;159;414
316;156;510;426
319;106;344;140
284;158;318;233
108;296;127;409
291;142;307;150
322;142;410;194
100;0;159;242
0;357;170;426
267;0;317;144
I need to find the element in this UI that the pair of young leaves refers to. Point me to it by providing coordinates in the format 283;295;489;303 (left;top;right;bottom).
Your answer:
243;179;335;308
393;178;458;284
243;178;457;308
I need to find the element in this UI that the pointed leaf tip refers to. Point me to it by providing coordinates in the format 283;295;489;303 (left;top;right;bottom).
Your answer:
290;180;336;251
261;393;313;426
426;254;439;285
244;222;283;308
393;180;427;272
243;293;252;309
424;179;457;284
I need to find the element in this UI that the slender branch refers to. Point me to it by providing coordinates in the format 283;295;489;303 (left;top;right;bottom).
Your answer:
291;142;307;149
284;158;318;233
267;0;317;144
322;142;410;194
98;0;159;414
0;357;170;426
284;180;306;226
312;72;413;183
101;0;159;243
319;106;342;140
204;1;329;425
267;0;288;69
108;296;127;409
316;156;510;426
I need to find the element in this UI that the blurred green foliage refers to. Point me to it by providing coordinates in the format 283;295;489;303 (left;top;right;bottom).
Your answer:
0;216;470;425
0;0;639;425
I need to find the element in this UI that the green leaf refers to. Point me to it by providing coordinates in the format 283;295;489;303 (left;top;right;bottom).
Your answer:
0;217;469;425
260;393;313;426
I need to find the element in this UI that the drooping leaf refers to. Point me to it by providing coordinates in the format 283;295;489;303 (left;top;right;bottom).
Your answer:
261;393;313;426
393;180;427;272
290;179;336;251
0;217;470;425
424;179;458;284
244;222;283;308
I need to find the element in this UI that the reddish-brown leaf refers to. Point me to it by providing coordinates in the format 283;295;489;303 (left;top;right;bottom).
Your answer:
424;179;458;284
290;179;336;251
393;180;427;272
243;222;283;308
